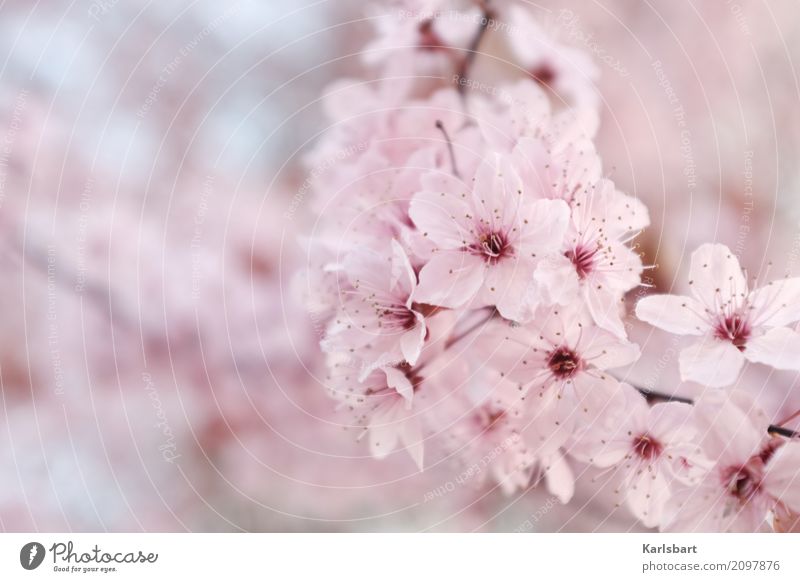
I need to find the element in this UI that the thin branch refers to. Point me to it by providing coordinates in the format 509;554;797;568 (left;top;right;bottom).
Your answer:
435;119;461;178
445;308;497;349
455;2;495;94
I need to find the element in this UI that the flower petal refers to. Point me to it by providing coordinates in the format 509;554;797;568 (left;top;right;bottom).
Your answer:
390;239;417;299
515;198;571;256
409;173;473;249
384;366;414;405
413;251;486;308
533;253;580;306
744;326;800;371
544;452;575;504
400;315;426;366
481;258;537;322
748;277;800;328
585;335;641;370
584;284;627;338
764;442;800;512
626;468;671;528
635;294;710;335
678;338;745;387
688;243;747;312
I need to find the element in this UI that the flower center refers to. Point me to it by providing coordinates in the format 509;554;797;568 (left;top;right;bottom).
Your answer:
723;462;762;505
714;314;750;351
482;232;505;256
376;304;418;333
472;231;511;263
566;244;598;279
478;408;506;430
530;63;556;86
632;434;663;461
547;346;581;379
418;19;446;52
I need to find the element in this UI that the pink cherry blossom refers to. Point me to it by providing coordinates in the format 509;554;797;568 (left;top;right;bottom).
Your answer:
534;179;649;337
570;385;709;528
362;0;475;73
437;364;576;500
409;154;570;321
663;390;799;532
503;4;600;108
325;311;460;470
636;243;800;387
323;240;427;378
481;305;640;431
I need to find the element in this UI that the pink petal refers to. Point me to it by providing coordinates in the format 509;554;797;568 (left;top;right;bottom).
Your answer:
748;277;800;328
481;258;537;322
533;253;580;306
626;468;671;528
593;241;643;294
390;239;417;299
635;294;710;335
384;367;414;405
648;402;695;443
409;173;473;249
764;443;800;512
544;453;575;504
368;404;402;459
515;198;571;256
471;154;525;232
585;335;641;370
400;316;426;366
585;284;627;338
744;326;800;371
605;189;650;235
688;243;747;312
692;390;764;463
413;251;486;308
678;337;745;387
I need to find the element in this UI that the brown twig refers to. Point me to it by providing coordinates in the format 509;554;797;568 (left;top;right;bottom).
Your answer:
455;1;495;94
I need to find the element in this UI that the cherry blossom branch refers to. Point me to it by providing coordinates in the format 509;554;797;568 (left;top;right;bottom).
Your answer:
455;1;495;94
633;385;799;439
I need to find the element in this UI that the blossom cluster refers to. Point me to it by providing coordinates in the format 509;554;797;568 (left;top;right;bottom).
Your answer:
299;0;800;531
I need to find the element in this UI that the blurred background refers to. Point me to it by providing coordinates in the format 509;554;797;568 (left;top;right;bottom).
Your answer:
0;0;799;531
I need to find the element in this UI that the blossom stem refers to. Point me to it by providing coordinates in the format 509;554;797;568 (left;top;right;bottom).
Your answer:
777;408;800;427
445;308;497;349
455;1;495;94
632;385;799;439
435;120;461;178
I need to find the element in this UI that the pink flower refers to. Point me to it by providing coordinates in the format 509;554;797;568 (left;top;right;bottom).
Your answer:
409;154;570;321
362;1;476;73
570;385;709;528
437;366;575;500
503;4;600;108
510;133;602;204
636;243;800;387
325;312;460;470
482;305;640;431
323;240;427;378
663;390;800;532
533;179;649;337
